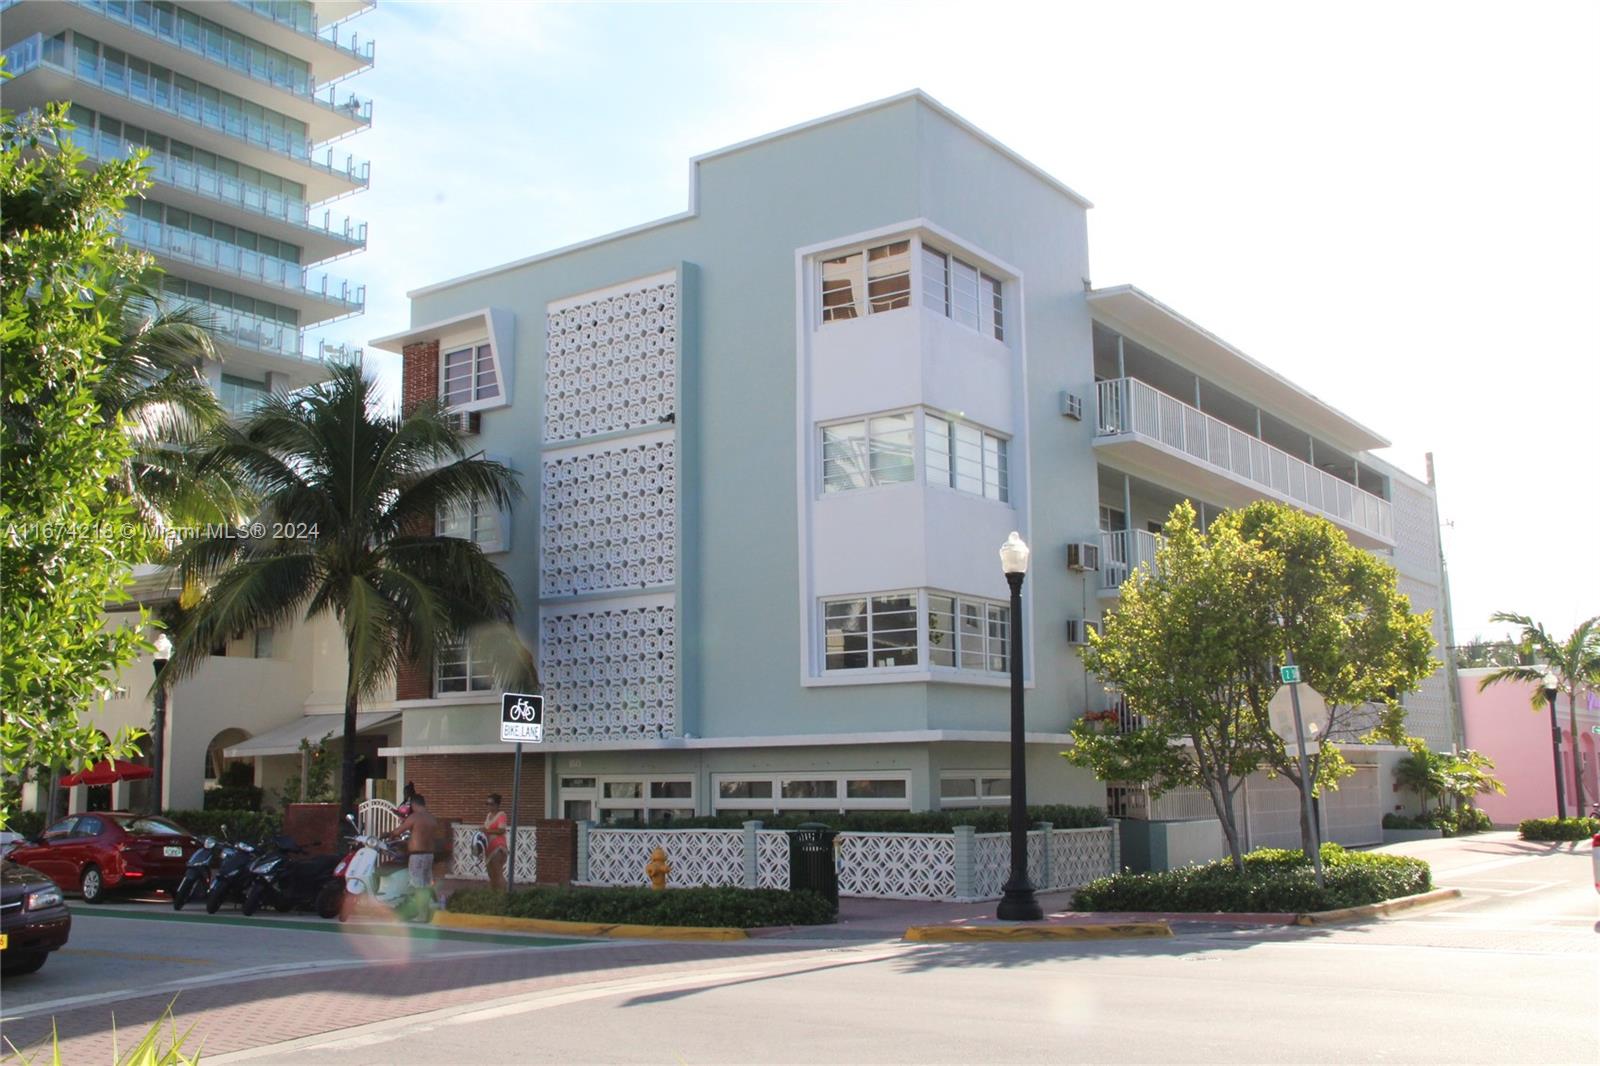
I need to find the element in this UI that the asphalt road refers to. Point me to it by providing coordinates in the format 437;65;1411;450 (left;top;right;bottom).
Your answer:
4;833;1594;1065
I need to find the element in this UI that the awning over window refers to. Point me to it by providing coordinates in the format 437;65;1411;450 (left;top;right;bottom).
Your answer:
224;712;399;758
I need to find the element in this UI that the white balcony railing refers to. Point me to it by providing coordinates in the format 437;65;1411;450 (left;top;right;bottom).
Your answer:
1099;529;1161;593
1096;378;1393;542
118;217;365;312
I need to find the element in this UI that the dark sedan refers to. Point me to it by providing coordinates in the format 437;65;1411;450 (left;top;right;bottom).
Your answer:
1;860;71;975
6;813;200;902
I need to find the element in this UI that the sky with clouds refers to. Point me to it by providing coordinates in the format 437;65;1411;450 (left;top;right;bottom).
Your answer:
316;0;1600;643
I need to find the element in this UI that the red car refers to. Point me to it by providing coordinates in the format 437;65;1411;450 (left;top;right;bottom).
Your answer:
7;813;200;903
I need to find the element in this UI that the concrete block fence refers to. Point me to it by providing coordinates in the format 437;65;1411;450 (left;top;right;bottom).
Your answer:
564;820;1119;902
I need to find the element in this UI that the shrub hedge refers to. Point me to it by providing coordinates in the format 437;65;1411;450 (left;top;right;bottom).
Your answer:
1072;844;1432;913
5;810;46;838
448;885;837;927
1517;816;1600;842
603;805;1106;833
159;809;282;843
1383;808;1493;837
202;785;264;812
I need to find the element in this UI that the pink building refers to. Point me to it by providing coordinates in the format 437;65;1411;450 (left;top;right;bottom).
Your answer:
1458;668;1600;824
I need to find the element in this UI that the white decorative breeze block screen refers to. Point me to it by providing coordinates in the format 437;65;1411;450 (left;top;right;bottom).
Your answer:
835;832;957;900
973;828;1116;900
540;604;676;740
755;831;790;890
541;439;676;598
1047;827;1116;891
448;824;537;883
585;828;744;888
544;277;677;443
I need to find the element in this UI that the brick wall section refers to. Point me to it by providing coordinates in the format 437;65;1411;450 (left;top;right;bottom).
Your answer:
283;803;342;855
405;754;574;883
400;339;439;415
395;654;432;701
395;338;441;697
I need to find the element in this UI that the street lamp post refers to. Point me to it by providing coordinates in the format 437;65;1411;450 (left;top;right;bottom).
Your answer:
997;532;1042;922
1542;671;1566;820
149;633;173;813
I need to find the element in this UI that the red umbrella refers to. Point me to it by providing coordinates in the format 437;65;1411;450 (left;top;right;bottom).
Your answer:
59;759;154;787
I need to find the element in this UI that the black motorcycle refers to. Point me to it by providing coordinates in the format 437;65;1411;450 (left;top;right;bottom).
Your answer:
241;836;341;916
173;826;235;911
203;836;259;914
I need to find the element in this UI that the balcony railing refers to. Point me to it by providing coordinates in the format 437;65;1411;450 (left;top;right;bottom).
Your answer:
227;0;377;64
3;34;370;187
118;217;365;312
65;0;373;122
69;127;367;250
1096;377;1393;542
1099;529;1161;592
168;295;303;361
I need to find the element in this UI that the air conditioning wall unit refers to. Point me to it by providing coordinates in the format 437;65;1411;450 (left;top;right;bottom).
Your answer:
1065;541;1100;572
445;410;482;435
1059;391;1084;421
1065;618;1100;646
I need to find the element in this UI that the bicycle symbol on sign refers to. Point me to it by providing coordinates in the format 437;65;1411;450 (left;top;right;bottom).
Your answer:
507;697;539;722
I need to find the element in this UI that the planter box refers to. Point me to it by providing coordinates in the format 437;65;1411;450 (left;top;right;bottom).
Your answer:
1381;827;1444;843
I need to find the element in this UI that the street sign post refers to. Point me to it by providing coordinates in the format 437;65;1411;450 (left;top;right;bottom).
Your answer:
500;692;543;893
1278;653;1323;887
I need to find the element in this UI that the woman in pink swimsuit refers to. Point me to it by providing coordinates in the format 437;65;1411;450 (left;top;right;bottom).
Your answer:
484;793;509;891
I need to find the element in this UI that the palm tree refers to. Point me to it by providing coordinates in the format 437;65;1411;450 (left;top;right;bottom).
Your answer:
1477;613;1600;814
164;362;527;813
95;279;251;539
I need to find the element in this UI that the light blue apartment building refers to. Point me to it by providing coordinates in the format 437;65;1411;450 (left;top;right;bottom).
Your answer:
373;92;1456;841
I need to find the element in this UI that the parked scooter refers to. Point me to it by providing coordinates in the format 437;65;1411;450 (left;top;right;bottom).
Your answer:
204;835;259;913
242;836;341;916
174;826;235;911
320;815;427;923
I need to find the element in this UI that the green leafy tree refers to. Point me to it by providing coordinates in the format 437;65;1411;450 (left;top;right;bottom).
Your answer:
1223;502;1438;855
1067;502;1279;871
0;97;153;825
164;363;530;815
1476;613;1599;813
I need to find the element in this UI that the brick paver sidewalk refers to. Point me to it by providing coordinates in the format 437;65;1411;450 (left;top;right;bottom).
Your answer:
1;939;818;1062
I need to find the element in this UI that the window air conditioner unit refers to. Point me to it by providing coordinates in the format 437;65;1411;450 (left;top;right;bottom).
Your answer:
1059;391;1083;421
444;410;481;435
1065;618;1099;646
1065;541;1100;572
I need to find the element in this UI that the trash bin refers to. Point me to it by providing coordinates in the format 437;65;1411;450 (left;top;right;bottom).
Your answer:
787;822;839;912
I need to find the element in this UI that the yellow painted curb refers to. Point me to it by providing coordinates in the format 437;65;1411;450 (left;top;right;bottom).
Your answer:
431;910;747;941
904;922;1172;942
1293;887;1462;926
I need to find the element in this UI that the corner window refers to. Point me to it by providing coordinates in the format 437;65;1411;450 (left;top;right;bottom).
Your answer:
922;244;1004;340
435;640;494;695
442;343;498;408
821;412;915;493
253;627;274;658
928;594;1009;673
823;593;919;671
925;414;1008;502
820;240;911;323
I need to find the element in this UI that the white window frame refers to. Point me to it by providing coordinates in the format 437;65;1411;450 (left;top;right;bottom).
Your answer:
924;413;1009;502
591;775;696;825
937;771;1012;809
436;496;507;554
821;591;922;673
433;639;494;696
818;410;917;495
439;339;500;411
818;239;912;324
927;592;1010;675
711;771;913;814
920;241;1005;341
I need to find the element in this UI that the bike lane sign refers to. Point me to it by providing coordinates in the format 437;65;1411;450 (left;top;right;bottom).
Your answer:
500;692;544;743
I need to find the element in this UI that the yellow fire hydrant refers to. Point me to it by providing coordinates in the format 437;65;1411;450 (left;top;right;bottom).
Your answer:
645;846;671;890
